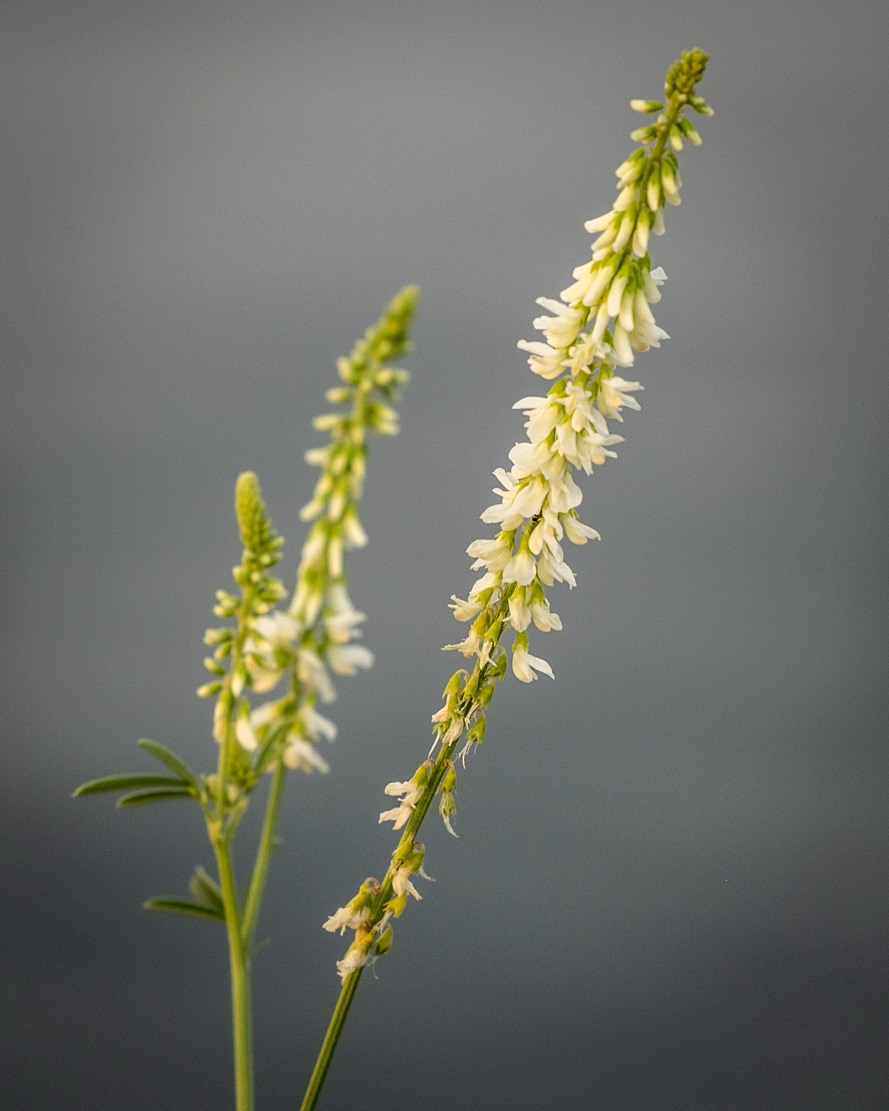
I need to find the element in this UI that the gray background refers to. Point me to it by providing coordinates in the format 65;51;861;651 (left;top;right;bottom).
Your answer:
4;1;889;1108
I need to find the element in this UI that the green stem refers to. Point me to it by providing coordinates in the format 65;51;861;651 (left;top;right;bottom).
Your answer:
300;967;364;1111
298;727;468;1110
636;93;684;209
214;832;254;1111
241;756;288;948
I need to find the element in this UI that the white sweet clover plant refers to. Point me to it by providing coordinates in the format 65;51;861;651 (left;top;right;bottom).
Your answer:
77;48;712;1111
75;287;417;1111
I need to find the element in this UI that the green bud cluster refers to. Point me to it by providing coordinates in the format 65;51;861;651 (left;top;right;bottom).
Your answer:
664;47;710;101
235;472;282;563
198;474;286;697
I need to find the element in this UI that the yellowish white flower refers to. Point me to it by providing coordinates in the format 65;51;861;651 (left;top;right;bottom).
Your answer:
335;933;374;982
323;902;370;936
597;375;643;421
327;642;374;676
378;764;431;829
283;735;330;774
511;642;555;683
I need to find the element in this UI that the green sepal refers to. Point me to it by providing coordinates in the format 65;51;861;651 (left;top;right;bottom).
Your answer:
143;896;225;923
73;774;187;798
137;739;200;789
116;787;195;808
384;893;407;919
466;714;486;745
189;866;224;913
491;652;508;681
374;925;393;957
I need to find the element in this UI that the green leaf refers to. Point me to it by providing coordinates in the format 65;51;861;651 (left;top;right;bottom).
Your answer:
73;774;188;797
137;739;200;788
189;866;224;913
143;896;225;923
116;787;195;808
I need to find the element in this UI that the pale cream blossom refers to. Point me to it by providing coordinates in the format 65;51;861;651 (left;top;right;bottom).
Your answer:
511;644;555;683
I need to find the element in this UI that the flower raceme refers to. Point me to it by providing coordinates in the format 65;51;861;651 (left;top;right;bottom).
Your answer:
199;288;417;779
456;54;712;695
324;50;712;982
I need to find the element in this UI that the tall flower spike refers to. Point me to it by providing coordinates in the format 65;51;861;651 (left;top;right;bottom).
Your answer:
324;52;711;983
240;289;418;776
198;471;287;810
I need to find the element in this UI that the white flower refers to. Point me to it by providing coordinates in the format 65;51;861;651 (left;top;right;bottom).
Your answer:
546;469;583;514
449;594;484;621
632;218;651;257
644;266;667;302
516;398;561;445
378;803;412;829
516;339;564;379
508;438;552;476
613;184;636;211
575;429;624;472
391;865;422;901
531;297;584;349
379;775;426;829
562;380;600;433
508;590;532;631
611;322;635;366
592;220;619;253
466;536;512;573
300;704;338;742
530;601;562;632
528;515;559;557
327;642;374;676
341;506;368;548
283;736;330;774
467;571;501;600
235;708;258;752
323;903;370;936
502;549;537;586
611;210;634;253
335;936;372;982
563;515;601;545
511;645;555;683
511;476;547;519
442;628;480;657
296;647;336;703
584;210;616;233
327;534;344;577
562;331;610;375
324;601;367;645
606;274;629;318
249;698;288;731
597;376;643;421
244;610;302;692
290;576;322;625
254;611;301;645
383;778;421;799
537;550;576;587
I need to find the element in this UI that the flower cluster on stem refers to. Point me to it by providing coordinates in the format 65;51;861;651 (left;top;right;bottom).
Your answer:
199;287;417;785
322;49;711;983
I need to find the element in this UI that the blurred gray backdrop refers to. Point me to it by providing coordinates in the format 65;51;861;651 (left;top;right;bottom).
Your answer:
4;1;889;1108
